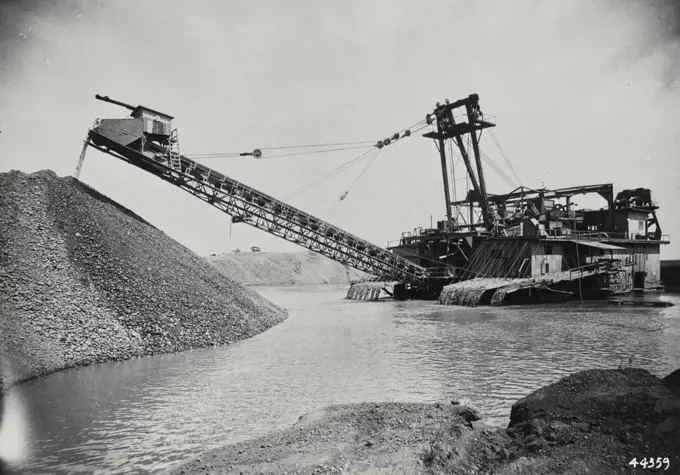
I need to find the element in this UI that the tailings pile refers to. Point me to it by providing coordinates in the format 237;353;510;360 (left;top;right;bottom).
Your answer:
0;170;287;385
207;251;364;286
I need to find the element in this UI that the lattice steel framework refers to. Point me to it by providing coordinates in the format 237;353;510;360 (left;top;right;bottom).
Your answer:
85;128;428;283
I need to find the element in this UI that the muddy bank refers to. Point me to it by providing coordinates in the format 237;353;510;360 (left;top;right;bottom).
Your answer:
207;251;365;286
0;170;287;387
174;367;680;474
174;402;496;475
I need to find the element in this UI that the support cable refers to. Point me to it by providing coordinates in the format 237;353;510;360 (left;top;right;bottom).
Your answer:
260;140;376;150
283;122;432;201
283;148;377;201
489;129;522;186
185;119;428;161
448;141;457;220
480;151;518;189
189;144;373;160
322;149;382;219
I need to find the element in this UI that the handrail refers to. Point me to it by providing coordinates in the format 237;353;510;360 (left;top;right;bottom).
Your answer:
422;266;456;278
542;230;670;242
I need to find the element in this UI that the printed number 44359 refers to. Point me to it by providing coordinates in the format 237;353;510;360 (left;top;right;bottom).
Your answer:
629;457;670;470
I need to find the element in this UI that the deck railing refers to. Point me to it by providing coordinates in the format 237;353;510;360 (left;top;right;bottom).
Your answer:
567;260;610;280
543;230;670;242
422;266;456;278
387;231;670;248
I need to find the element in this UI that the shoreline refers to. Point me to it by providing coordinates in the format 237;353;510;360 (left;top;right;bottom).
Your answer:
173;367;680;474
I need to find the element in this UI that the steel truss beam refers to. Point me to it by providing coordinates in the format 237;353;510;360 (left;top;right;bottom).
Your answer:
86;130;427;283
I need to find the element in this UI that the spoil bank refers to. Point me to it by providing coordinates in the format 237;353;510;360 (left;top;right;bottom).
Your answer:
0;170;287;386
175;367;680;474
207;251;364;286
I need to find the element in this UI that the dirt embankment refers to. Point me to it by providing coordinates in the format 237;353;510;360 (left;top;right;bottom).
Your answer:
0;170;287;386
175;367;680;474
207;251;365;286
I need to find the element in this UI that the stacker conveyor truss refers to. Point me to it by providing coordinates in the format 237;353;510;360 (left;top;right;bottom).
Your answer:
83;110;428;284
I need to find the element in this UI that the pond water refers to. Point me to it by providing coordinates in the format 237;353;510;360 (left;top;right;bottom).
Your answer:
9;285;680;474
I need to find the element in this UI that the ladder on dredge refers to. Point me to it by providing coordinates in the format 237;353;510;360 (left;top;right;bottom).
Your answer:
80;95;429;285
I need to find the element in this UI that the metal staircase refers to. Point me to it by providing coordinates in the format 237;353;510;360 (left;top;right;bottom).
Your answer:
168;129;182;171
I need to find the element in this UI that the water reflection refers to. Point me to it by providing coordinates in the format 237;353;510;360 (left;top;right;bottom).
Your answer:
0;381;29;468
12;286;680;474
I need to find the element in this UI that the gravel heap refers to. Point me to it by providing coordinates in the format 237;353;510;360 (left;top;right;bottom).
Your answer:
0;170;287;386
505;367;680;473
173;402;500;475
207;251;365;286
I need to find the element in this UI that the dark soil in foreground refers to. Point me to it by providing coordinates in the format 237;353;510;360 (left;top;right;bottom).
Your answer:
175;368;680;474
0;170;287;386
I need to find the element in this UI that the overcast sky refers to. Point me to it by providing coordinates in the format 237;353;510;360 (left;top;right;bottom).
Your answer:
1;0;679;258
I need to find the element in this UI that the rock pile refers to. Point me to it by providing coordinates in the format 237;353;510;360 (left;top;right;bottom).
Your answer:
505;368;680;473
173;402;501;475
0;170;287;386
207;251;364;286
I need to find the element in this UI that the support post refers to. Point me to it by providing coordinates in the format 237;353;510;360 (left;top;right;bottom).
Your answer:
449;127;483;208
468;121;491;228
436;136;453;230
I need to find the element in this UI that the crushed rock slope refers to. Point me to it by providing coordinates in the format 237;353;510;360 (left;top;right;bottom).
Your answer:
0;170;287;386
207;251;365;286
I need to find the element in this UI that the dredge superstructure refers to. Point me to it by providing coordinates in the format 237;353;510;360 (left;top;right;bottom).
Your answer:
80;93;670;305
386;96;669;304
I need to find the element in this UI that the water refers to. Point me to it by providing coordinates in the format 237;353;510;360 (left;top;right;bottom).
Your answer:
10;285;680;474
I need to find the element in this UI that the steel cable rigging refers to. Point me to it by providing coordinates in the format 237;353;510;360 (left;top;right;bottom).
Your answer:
184;119;428;161
489;129;522;186
280;122;432;200
187;143;376;160
321;148;383;219
480;151;519;189
171;117;435;225
445;133;519;190
282;148;378;201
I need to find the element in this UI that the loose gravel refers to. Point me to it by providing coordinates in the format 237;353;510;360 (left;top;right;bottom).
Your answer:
0;170;287;386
